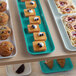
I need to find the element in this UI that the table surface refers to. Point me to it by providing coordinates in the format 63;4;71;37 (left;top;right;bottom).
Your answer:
0;0;76;65
1;57;76;76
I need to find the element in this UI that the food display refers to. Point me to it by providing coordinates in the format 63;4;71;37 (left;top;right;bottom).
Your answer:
62;15;76;47
17;0;55;55
55;0;76;14
0;0;16;58
40;58;73;74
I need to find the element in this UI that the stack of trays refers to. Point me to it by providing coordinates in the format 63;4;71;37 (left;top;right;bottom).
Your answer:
48;0;76;51
17;0;55;55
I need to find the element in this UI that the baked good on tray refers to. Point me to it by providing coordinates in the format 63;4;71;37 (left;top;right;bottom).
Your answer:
25;1;37;9
55;0;76;14
0;26;11;40
0;12;9;26
45;60;53;69
33;41;46;52
33;32;47;41
0;41;14;57
29;16;41;24
21;0;31;2
57;59;65;68
24;9;36;17
0;1;7;12
28;24;40;33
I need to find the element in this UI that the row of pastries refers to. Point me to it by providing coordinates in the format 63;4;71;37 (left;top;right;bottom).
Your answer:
22;0;47;52
0;1;15;57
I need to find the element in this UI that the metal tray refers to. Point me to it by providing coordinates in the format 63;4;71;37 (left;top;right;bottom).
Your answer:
16;0;55;55
47;0;76;51
0;0;17;59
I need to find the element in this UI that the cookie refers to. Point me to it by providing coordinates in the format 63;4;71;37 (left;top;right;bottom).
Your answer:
45;60;53;69
0;12;9;25
33;32;47;41
0;26;11;40
28;24;40;33
29;16;41;24
21;0;31;2
24;9;36;17
25;1;37;9
0;41;14;57
57;59;65;68
33;41;46;52
0;1;7;12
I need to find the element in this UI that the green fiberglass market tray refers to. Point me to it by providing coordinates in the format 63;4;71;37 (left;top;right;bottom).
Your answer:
16;0;55;55
40;58;73;74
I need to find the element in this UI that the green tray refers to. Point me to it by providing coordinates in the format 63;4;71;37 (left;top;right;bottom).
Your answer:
40;58;73;74
16;0;55;55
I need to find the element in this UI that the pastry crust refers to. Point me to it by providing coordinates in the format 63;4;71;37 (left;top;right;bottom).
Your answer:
45;60;53;69
28;24;40;33
29;16;41;24
21;0;31;2
33;41;46;52
25;1;37;9
24;9;36;17
57;59;65;68
33;32;47;41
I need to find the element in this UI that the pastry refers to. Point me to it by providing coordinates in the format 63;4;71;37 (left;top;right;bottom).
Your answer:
24;9;36;17
0;1;7;12
57;59;65;68
60;5;76;14
33;41;46;52
28;24;40;33
33;32;47;41
21;0;31;2
25;1;37;9
45;60;53;69
55;0;69;8
0;12;9;26
67;30;76;47
29;16;41;24
0;41;14;57
0;26;11;40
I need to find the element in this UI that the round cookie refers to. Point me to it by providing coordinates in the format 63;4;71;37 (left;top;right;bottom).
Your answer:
0;26;11;40
0;1;7;12
0;41;14;57
0;12;9;26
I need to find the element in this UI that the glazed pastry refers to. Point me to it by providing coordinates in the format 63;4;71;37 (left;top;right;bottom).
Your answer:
29;16;41;24
33;32;47;41
0;12;9;26
57;59;65;68
0;41;14;57
24;9;36;17
28;24;40;33
55;0;69;8
25;1;37;9
33;41;46;52
0;1;7;12
60;5;76;14
67;30;76;47
21;0;31;2
45;60;53;69
0;26;11;40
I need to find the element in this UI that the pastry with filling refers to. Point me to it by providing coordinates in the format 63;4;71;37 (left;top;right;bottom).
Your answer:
45;60;53;69
57;59;65;68
24;9;36;17
25;1;37;9
33;32;47;41
33;41;46;52
29;16;41;24
28;24;40;33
